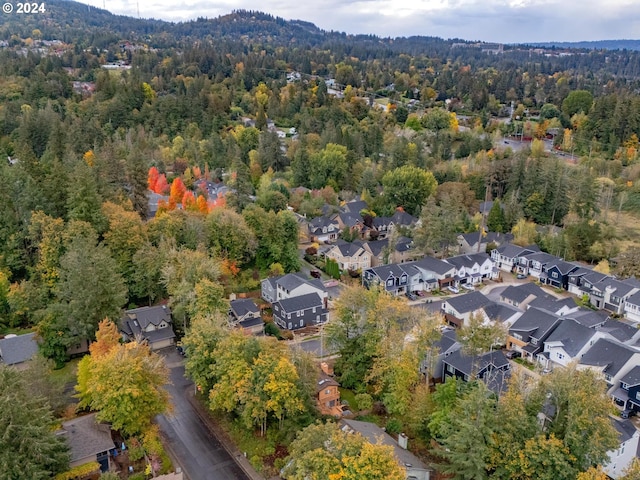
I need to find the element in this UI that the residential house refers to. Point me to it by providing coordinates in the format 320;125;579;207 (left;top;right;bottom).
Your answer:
457;231;513;255
412;256;457;290
442;349;511;395
481;302;522;327
540;259;579;290
261;273;328;306
316;373;342;417
500;283;547;309
446;252;495;286
371;210;417;239
362;263;417;296
568;308;609;328
491;244;538;273
567;267;597;296
518;251;559;279
603;417;640;479
507;308;562;363
597;319;640;346
362;237;419;266
229;298;264;335
441;291;492;328
120;305;176;351
272;293;328;330
527;296;580;317
579;338;640;406
363;238;388;267
339;419;431;480
308;216;340;243
0;333;38;368
324;240;370;272
58;413;114;472
342;199;368;215
576;270;611;297
589;278;640;315
422;328;462;383
623;290;640;324
614;366;640;414
542;318;603;369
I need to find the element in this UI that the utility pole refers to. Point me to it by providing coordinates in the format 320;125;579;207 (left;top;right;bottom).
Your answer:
477;181;491;253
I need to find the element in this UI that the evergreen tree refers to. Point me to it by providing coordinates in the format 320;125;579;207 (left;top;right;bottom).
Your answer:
486;199;505;233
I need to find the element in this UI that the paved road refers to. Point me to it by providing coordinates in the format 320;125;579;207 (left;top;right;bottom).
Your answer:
156;350;249;480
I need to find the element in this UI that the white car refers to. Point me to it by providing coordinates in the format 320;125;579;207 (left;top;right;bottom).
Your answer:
462;284;475;291
447;286;460;294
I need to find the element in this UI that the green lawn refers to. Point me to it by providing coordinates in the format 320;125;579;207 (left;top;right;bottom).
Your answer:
339;387;358;411
51;357;81;384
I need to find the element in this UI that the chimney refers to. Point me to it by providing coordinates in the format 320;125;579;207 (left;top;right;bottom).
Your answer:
229;293;237;301
398;433;408;450
320;362;333;376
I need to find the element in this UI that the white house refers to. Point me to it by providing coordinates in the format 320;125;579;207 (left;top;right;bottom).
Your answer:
261;273;328;306
603;417;640;479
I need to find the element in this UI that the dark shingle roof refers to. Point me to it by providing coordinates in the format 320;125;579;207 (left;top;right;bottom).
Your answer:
545;259;579;275
444;349;510;377
230;298;260;317
501;283;546;304
276;273;326;294
364;239;388;256
342;200;368;214
275;292;324;313
125;305;172;330
509;308;560;342
579;338;637;377
0;333;38;365
482;302;520;323
544;318;595;357
336;212;362;228
59;413;114;463
626;290;640;307
308;215;338;233
238;317;264;329
333;240;366;258
611;417;638;444
390;209;417;226
620;366;640;387
521;251;558;264
434;329;459;353
494;243;536;259
568;308;608;328
597;319;638;343
413;256;455;275
446;291;492;314
528;296;577;315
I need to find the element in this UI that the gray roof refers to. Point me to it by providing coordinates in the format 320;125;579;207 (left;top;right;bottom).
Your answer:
611;417;638;445
342;200;368;214
339;419;427;470
509;308;560;342
364;239;388;256
434;329;460;354
276;273;326;294
444;349;510;377
238;317;264;329
568;308;608;328
597;319;638;343
545;259;579;275
544;319;596;357
494;243;537;259
446;252;490;269
478;201;493;214
413;256;456;275
59;413;114;463
395;236;414;252
528;296;577;314
446;291;492;314
626;290;640;307
621;366;640;387
579;338;637;377
309;215;338;233
501;283;546;304
333;240;366;258
582;271;611;286
591;277;638;298
336;212;362;228
520;251;559;264
230;298;260;317
275;292;324;313
125;305;172;330
484;232;514;245
390;210;417;226
482;302;520;323
568;266;594;278
0;333;39;365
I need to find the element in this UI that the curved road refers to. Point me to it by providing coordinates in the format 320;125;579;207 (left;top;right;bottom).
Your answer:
156;350;249;480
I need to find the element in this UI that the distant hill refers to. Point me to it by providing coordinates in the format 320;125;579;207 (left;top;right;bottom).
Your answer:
525;40;640;51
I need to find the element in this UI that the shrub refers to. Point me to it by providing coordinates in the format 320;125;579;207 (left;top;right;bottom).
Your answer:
54;462;100;480
385;418;402;435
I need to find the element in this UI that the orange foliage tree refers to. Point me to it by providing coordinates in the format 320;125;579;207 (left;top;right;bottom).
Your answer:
148;167;159;191
196;195;208;214
182;191;196;211
169;177;187;207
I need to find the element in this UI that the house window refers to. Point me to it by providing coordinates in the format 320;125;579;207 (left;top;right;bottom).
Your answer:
605;374;612;383
464;374;470;381
622;382;629;390
313;307;316;313
297;311;300;317
325;389;331;395
636;391;640;401
316;315;320;322
552;272;559;279
288;322;292;329
446;364;454;373
300;319;304;327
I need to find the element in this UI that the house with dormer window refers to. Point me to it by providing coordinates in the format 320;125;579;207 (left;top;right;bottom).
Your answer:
308;215;340;243
491;244;538;273
540;259;579;290
120;305;176;351
589;278;640;315
261;273;327;306
507;307;561;362
542;318;604;369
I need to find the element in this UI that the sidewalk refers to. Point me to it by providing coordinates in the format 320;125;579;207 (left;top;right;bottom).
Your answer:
186;389;277;480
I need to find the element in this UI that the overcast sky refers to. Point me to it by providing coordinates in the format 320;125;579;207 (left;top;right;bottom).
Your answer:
83;0;638;43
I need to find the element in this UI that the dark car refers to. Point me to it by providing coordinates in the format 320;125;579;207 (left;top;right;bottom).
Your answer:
310;270;322;279
621;409;637;419
504;350;521;359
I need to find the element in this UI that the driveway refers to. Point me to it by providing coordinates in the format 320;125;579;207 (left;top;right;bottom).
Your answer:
157;349;249;480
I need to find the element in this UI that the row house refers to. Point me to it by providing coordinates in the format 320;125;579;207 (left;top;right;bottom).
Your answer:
491;244;538;273
540;259;579;290
272;292;328;331
261;273;328;307
579;338;640;413
541;318;605;369
445;252;496;286
308;216;340;243
518;251;559;279
324;236;420;272
362;256;455;295
507;307;562;362
589;277;640;315
441;291;493;328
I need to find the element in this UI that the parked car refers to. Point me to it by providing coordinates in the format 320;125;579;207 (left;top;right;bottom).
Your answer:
405;292;418;301
516;273;527;279
310;270;322;279
621;409;637;419
504;350;521;359
447;286;460;294
462;284;475;291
